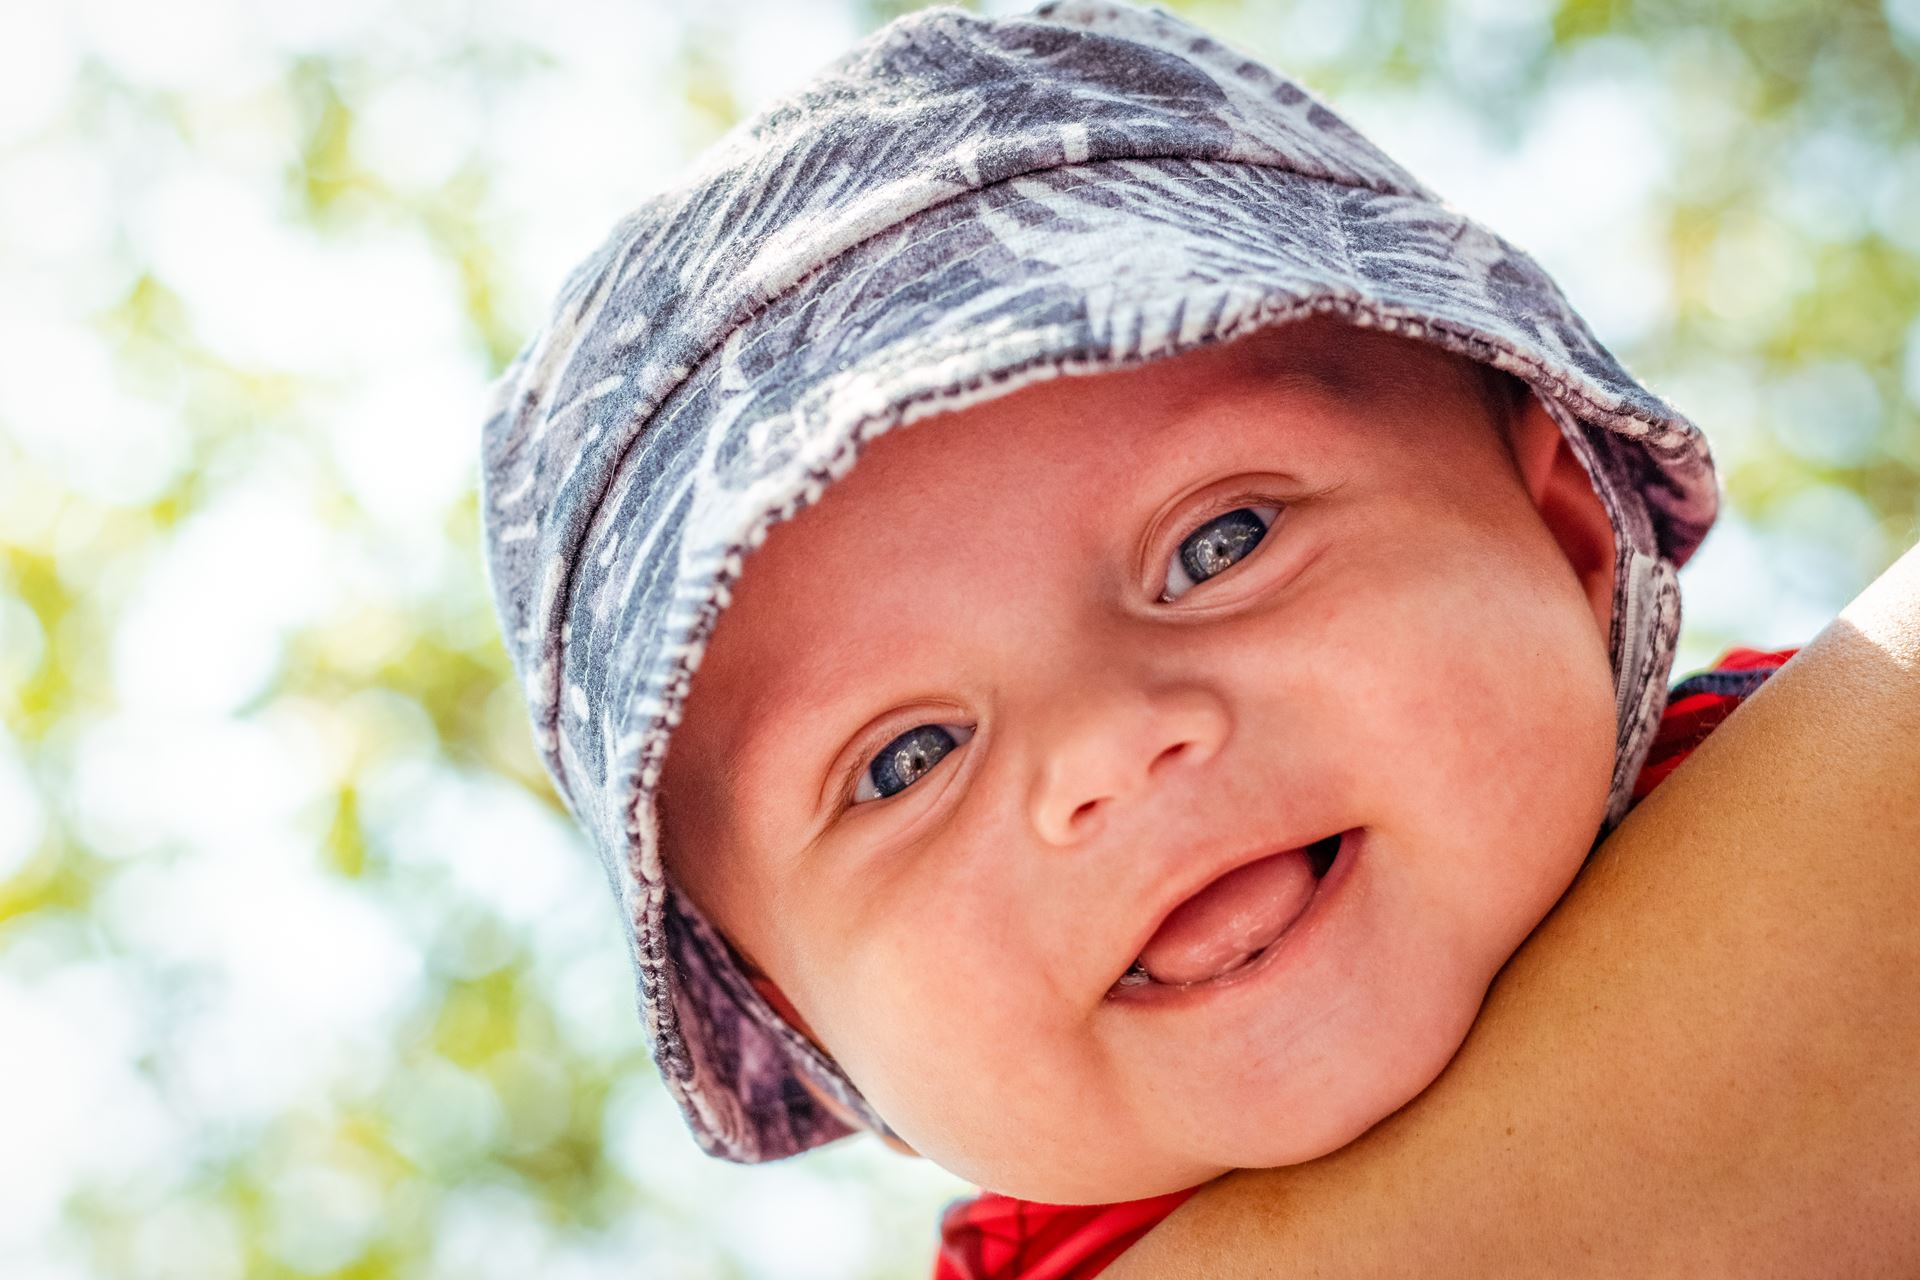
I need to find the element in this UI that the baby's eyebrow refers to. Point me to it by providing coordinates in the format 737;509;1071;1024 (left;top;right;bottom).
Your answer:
1242;344;1378;408
1150;345;1380;444
720;642;874;808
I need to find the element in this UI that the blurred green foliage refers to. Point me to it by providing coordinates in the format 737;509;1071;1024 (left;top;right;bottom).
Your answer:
0;1;1913;1277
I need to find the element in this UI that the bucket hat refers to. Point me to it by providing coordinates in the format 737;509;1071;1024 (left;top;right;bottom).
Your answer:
478;0;1718;1163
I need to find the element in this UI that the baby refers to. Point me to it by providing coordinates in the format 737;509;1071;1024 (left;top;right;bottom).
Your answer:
477;0;1728;1266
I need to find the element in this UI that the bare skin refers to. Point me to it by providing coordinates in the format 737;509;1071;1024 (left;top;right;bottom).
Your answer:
1107;537;1920;1277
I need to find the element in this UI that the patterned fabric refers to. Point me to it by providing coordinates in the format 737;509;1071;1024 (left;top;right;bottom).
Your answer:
932;644;1800;1280
476;0;1722;1164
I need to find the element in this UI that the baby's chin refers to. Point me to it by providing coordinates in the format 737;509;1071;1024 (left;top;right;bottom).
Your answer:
970;970;1490;1205
1184;950;1501;1188
1225;1007;1479;1171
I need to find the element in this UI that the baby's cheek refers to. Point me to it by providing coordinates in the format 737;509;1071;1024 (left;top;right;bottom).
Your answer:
820;945;1000;1120
829;956;1115;1192
1375;585;1602;811
837;1009;1015;1178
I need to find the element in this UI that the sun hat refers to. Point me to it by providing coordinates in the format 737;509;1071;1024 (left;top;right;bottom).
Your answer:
477;0;1719;1163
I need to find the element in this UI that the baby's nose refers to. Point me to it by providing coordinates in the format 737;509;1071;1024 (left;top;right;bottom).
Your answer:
1027;685;1230;846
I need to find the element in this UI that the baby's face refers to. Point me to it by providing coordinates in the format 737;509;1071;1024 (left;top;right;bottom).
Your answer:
657;316;1619;1202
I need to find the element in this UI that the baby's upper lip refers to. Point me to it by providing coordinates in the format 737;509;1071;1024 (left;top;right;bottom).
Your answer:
1113;830;1343;986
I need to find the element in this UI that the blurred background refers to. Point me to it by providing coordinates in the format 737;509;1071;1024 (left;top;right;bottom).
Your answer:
1;0;1915;1275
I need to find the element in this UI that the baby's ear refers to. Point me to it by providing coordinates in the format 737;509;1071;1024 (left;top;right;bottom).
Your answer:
1507;390;1616;637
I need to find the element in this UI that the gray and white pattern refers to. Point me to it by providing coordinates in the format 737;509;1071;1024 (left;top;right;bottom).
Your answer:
478;0;1719;1163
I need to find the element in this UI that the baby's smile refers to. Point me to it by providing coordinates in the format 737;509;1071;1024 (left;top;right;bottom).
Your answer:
655;314;1621;1203
1110;829;1346;993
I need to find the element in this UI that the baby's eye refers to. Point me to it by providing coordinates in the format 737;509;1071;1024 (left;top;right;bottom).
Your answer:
1160;505;1281;603
852;723;976;805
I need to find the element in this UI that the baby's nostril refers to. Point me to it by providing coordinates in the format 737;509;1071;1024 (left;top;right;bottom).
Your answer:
1151;741;1188;773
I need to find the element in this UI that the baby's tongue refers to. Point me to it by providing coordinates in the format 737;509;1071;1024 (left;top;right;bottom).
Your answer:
1136;849;1317;986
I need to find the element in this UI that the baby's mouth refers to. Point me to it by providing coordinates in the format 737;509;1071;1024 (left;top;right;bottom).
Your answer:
1111;832;1345;993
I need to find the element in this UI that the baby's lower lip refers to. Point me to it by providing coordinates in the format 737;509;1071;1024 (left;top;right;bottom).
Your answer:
1106;829;1359;1002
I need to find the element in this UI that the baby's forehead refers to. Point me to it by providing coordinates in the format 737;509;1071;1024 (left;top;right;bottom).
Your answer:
922;322;1501;477
805;323;1493;512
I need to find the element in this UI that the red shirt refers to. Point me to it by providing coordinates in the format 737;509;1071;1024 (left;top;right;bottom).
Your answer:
934;645;1801;1280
